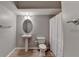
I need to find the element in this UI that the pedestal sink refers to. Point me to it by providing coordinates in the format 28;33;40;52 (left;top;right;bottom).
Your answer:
22;34;32;52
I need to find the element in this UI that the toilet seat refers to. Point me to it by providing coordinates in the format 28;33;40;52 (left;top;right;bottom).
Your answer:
39;44;46;49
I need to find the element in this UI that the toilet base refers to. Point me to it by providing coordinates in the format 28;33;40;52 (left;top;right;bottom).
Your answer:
39;49;46;57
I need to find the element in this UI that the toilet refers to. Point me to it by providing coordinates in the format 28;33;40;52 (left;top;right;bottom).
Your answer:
37;37;47;57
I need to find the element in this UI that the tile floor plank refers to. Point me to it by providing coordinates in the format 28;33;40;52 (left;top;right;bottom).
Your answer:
9;49;55;57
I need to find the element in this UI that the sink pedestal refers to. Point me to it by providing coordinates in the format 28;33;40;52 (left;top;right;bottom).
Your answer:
25;38;28;52
22;35;32;52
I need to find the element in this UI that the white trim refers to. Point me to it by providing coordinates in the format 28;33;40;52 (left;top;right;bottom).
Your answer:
16;47;25;49
6;48;16;57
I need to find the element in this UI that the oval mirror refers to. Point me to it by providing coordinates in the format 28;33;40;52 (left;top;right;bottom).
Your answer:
23;19;33;33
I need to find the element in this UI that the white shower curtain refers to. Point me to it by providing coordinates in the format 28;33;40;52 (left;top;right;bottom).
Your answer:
49;12;63;57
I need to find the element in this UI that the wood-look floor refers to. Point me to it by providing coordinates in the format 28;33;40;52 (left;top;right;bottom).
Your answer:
9;49;55;57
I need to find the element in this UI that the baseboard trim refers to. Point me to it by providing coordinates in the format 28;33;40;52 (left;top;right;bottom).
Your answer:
16;47;39;49
6;48;16;57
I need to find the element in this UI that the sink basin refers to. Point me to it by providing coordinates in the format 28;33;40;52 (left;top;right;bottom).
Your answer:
22;34;32;38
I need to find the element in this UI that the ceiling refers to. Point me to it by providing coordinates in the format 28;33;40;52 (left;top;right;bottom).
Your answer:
14;1;61;9
14;1;61;15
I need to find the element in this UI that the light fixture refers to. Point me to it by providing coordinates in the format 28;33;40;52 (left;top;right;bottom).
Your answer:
67;18;79;25
24;12;31;19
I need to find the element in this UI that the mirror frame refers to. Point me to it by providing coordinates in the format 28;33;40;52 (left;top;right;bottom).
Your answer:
23;19;33;33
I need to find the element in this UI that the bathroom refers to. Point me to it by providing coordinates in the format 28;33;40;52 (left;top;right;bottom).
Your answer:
15;1;62;57
1;1;79;57
0;1;62;57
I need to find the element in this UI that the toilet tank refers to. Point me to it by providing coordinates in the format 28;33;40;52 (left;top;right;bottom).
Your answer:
37;37;46;44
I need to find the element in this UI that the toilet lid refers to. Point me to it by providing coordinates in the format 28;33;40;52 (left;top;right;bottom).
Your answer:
39;44;46;49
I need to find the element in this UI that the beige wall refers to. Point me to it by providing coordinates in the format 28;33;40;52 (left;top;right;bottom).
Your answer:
16;15;51;48
62;1;79;57
0;2;16;56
